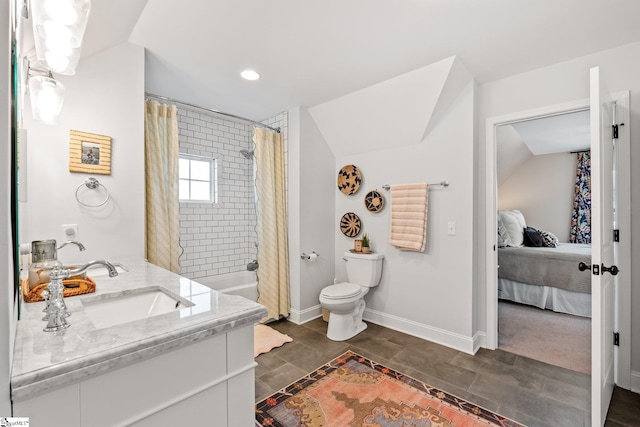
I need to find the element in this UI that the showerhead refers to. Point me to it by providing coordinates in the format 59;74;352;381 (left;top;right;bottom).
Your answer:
240;149;254;159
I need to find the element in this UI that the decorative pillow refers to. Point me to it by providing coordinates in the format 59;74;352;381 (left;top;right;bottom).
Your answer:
497;233;507;248
538;230;559;248
499;210;527;247
497;217;511;246
508;210;527;229
523;226;544;247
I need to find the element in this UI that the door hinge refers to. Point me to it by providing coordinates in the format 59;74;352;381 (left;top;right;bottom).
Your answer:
613;229;620;242
614;332;620;346
612;123;625;139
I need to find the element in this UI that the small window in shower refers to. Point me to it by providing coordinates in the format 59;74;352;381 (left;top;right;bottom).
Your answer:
179;153;217;203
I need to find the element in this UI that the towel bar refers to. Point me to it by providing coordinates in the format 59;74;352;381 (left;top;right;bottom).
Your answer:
382;181;449;191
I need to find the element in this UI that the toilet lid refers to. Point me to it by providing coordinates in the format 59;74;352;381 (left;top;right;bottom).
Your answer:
321;283;361;299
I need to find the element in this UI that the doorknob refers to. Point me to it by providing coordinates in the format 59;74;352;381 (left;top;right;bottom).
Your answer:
578;262;592;272
578;262;599;274
578;262;619;275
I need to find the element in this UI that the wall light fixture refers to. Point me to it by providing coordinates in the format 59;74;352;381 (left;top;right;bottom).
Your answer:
27;65;65;125
30;0;91;75
23;1;91;124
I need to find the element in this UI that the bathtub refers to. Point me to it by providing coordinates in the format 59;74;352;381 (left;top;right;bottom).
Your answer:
197;270;258;302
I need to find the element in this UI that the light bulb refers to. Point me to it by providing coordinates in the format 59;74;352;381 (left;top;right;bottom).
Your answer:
29;75;65;125
45;51;70;73
44;0;78;25
36;110;56;125
31;0;92;66
45;38;72;55
40;22;76;46
37;82;59;110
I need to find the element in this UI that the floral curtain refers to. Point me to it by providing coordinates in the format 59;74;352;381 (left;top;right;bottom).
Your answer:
569;151;591;244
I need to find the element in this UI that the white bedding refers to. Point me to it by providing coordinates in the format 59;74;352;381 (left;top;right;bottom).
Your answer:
498;277;591;318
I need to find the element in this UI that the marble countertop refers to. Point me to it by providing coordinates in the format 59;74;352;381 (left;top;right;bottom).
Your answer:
11;258;267;400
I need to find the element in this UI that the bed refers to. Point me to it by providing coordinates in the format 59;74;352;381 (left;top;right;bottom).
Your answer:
498;243;592;317
496;209;592;317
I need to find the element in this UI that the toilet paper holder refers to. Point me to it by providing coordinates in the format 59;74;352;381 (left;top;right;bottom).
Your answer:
300;251;319;260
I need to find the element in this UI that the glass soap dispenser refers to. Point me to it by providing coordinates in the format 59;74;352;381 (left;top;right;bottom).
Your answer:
28;240;63;290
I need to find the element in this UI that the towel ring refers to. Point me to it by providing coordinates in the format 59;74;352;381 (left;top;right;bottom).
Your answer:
75;177;110;207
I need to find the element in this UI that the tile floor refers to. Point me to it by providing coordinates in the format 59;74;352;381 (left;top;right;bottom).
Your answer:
255;318;640;427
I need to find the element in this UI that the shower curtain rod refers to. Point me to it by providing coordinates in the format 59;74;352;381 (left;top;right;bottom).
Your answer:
145;92;281;133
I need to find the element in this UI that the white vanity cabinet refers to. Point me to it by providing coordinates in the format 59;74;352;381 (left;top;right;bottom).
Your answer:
13;324;256;427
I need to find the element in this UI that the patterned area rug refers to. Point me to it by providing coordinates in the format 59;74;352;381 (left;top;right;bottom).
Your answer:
256;351;526;427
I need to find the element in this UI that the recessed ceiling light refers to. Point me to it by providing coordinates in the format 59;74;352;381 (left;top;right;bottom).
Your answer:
240;70;261;81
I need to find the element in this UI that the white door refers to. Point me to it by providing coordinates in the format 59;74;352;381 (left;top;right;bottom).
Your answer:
590;66;617;427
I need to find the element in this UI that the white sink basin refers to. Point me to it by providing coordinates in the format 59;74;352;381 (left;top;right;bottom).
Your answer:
81;287;193;329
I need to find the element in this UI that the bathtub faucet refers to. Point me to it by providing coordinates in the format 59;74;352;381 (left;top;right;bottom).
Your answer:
42;260;119;332
246;260;258;271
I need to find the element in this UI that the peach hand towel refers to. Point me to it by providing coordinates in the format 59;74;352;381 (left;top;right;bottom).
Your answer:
389;183;428;252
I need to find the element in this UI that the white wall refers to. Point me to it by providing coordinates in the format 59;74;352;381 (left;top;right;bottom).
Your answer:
309;56;458;157
287;108;301;318
287;107;336;323
299;108;335;316
1;0;14;415
333;82;476;352
477;40;640;380
21;43;145;266
498;152;575;242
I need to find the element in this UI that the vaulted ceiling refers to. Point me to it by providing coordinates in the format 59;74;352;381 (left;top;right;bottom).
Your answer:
71;1;640;120
496;110;590;184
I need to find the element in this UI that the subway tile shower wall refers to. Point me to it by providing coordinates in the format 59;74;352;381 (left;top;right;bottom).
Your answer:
177;107;288;280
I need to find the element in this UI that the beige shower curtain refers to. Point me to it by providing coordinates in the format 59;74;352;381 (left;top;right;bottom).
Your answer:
144;100;181;273
254;127;290;321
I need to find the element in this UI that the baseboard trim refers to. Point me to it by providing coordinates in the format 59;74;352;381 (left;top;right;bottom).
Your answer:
363;308;476;355
631;370;640;393
288;304;322;325
473;331;487;353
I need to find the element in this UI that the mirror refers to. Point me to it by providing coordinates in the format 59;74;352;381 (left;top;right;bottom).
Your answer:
12;4;23;318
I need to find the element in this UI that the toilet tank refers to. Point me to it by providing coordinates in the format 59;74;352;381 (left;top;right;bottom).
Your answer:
343;251;384;287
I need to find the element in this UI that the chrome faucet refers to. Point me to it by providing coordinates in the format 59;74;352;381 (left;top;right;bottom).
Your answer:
43;260;118;332
57;240;86;251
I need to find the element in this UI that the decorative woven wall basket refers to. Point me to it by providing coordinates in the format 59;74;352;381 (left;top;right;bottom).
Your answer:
364;189;384;213
337;164;362;195
340;212;361;237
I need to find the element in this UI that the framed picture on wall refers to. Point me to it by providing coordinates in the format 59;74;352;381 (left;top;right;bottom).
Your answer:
69;130;112;175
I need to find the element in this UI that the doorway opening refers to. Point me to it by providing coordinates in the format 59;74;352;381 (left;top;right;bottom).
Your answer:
494;108;592;373
484;90;631;389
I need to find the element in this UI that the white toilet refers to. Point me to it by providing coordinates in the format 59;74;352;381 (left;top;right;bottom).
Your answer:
319;251;384;341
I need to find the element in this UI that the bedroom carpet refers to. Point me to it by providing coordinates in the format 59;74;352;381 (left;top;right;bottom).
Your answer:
498;301;591;374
